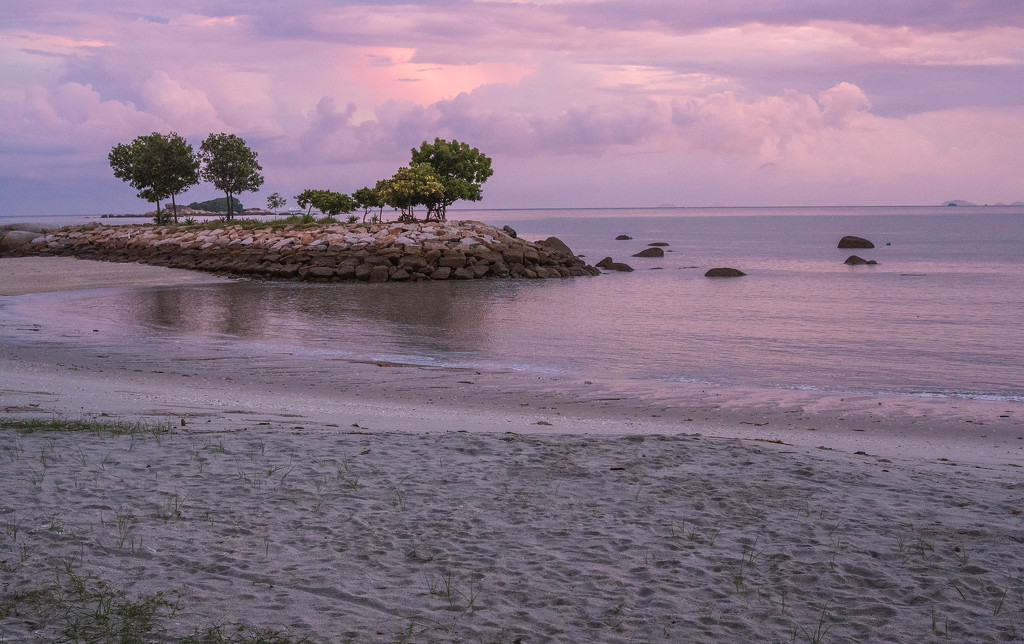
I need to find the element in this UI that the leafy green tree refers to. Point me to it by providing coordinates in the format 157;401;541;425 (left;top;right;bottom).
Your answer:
409;138;493;220
312;190;356;217
109;132;200;224
295;189;319;216
376;164;445;222
266;192;286;214
352;186;385;223
198;133;264;220
294;189;356;217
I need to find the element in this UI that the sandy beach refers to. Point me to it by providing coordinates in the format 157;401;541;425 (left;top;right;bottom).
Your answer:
2;257;1023;642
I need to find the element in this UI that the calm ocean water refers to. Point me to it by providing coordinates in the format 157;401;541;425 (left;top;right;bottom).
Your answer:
2;206;1023;402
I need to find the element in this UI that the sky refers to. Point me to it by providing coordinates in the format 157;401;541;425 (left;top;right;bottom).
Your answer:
2;0;1023;215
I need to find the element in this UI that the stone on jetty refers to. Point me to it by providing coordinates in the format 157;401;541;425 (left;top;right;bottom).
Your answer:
5;220;600;283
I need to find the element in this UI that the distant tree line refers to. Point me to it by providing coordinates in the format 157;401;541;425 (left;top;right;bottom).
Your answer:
187;197;245;213
291;139;494;223
110;134;492;225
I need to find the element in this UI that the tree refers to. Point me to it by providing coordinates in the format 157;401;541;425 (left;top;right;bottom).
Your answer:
376;164;445;222
266;192;286;214
409;138;493;220
352;186;385;223
311;190;356;217
198;133;264;220
109;132;199;224
294;189;356;217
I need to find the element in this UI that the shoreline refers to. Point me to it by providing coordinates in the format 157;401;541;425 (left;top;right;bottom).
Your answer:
1;256;1021;467
2;256;1023;641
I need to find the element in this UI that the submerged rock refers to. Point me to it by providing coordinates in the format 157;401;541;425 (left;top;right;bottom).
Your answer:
844;255;878;266
704;267;746;277
632;247;664;258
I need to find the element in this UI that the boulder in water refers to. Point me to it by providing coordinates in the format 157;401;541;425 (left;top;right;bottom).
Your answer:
844;255;878;266
838;235;874;249
704;267;746;277
632;247;664;258
615;234;632;240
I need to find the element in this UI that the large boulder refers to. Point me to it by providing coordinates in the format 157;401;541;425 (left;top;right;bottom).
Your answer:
844;255;877;266
0;223;58;233
595;256;614;268
0;230;42;251
632;247;664;258
539;236;574;256
838;235;874;249
704;267;746;277
606;262;634;272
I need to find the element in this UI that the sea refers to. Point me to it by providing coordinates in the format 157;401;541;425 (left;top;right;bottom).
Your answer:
2;206;1023;404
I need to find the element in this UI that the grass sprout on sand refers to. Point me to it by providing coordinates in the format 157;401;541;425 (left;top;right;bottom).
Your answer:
0;415;172;439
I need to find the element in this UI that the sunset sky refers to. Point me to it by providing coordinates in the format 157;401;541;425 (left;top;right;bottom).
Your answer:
2;0;1023;215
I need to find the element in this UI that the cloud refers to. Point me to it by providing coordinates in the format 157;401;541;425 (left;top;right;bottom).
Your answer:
1;0;1022;213
140;71;224;133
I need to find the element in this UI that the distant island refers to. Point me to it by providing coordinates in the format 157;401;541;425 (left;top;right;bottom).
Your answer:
941;200;1024;207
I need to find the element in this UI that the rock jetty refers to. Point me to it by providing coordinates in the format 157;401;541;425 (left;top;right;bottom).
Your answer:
4;220;599;283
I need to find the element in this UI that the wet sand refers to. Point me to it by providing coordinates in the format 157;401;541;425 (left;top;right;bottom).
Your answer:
1;256;1022;642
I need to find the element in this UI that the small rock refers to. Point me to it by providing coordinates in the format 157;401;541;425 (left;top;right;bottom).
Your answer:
615;234;632;240
607;262;634;272
844;255;878;266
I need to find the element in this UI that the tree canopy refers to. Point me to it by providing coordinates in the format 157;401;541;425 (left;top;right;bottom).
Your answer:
198;133;264;220
295;189;356;217
375;164;446;222
352;187;385;223
409;138;493;220
109;132;199;224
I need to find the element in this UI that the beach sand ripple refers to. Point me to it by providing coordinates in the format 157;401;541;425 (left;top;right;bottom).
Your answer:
2;426;1022;642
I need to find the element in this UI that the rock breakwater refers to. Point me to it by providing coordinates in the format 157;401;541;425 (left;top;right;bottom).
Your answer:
5;220;599;283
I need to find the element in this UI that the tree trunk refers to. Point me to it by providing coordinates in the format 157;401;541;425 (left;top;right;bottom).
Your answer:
155;200;163;224
170;193;178;224
226;192;234;220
